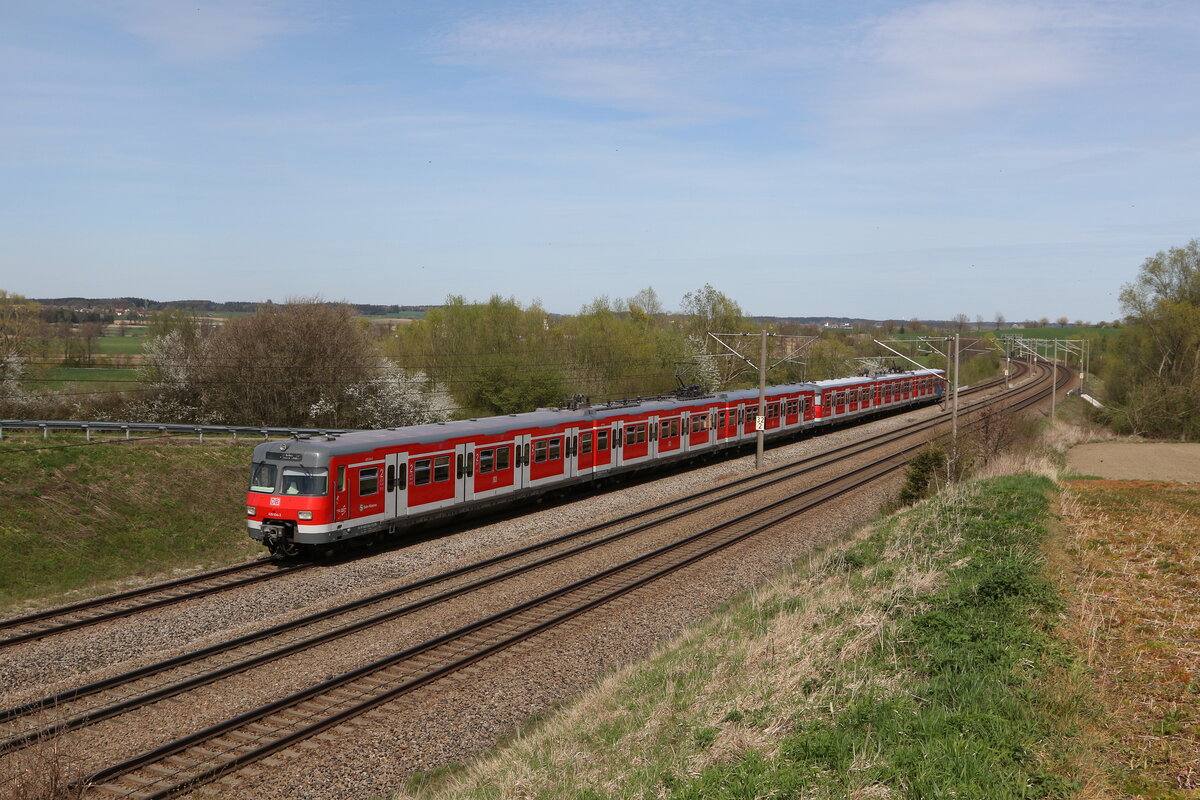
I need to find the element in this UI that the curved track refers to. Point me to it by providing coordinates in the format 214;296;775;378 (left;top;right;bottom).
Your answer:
0;363;1034;755
41;361;1069;798
0;365;1023;651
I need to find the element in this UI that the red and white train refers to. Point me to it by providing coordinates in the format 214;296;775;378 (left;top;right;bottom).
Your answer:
246;369;945;555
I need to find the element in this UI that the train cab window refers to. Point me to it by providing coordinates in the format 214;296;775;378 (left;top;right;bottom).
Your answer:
597;430;609;451
534;440;548;463
433;455;451;482
358;467;379;496
549;438;561;460
580;432;593;454
282;467;329;496
479;448;494;474
496;446;511;470
249;463;277;493
413;459;431;486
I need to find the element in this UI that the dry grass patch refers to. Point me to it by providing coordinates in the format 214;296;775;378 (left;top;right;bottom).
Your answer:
1058;480;1200;797
398;479;1065;800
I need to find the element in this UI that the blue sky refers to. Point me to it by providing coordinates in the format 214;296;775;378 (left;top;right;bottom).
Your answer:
2;1;1198;321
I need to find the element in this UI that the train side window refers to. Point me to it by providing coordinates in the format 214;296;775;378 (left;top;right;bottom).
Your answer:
534;440;548;463
597;430;609;451
549;438;561;460
497;446;510;470
413;459;431;486
359;467;379;496
661;420;671;438
625;427;637;446
636;424;647;444
336;465;346;492
767;403;779;419
580;432;593;454
479;448;494;474
433;455;451;482
718;410;727;427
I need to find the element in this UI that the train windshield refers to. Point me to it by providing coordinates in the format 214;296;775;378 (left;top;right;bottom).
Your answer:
249;463;277;493
280;467;329;497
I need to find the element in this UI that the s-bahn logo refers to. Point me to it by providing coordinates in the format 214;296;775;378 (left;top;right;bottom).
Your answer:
269;497;281;506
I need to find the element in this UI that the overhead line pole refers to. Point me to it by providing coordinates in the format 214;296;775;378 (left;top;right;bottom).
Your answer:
706;331;818;470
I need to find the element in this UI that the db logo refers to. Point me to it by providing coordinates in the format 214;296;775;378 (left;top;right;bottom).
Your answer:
269;497;281;506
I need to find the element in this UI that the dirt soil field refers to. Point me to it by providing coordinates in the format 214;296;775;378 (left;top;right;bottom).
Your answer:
1067;442;1200;482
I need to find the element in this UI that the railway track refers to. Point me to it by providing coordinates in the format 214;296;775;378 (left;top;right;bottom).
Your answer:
0;364;1024;652
0;363;1034;756
8;362;1061;798
73;363;1064;799
0;559;306;649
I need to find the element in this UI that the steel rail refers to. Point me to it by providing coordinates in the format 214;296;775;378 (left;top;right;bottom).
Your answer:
0;560;307;649
0;365;1022;650
72;365;1061;798
0;364;1031;750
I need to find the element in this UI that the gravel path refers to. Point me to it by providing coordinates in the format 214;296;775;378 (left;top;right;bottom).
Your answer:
1068;442;1200;482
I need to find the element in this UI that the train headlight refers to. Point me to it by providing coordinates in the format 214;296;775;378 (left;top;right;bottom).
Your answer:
298;510;313;521
246;506;256;517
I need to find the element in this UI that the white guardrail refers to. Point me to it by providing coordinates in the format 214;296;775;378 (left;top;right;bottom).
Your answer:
0;419;358;442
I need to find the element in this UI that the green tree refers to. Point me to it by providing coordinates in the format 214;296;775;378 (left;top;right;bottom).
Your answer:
1105;239;1200;437
391;295;568;415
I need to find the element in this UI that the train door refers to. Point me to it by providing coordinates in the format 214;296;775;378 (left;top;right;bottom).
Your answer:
514;434;531;489
457;442;475;502
385;452;408;519
564;427;579;479
333;463;349;521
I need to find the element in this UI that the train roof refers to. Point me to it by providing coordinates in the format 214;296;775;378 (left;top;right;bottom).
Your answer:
251;369;942;463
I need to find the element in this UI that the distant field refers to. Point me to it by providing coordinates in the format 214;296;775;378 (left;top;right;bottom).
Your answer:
34;366;142;392
97;332;150;355
1000;326;1117;338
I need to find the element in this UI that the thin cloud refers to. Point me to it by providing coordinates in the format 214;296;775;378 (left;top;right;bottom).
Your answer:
827;0;1107;139
105;0;306;61
437;3;793;125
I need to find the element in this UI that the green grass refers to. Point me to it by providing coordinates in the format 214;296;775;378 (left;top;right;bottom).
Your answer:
0;436;260;610
33;366;142;392
96;333;149;355
402;475;1086;800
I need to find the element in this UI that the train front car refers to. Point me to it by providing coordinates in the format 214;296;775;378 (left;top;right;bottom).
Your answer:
246;438;333;557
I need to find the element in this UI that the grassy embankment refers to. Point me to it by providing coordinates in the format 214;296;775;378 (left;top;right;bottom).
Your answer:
0;433;260;612
400;472;1093;800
